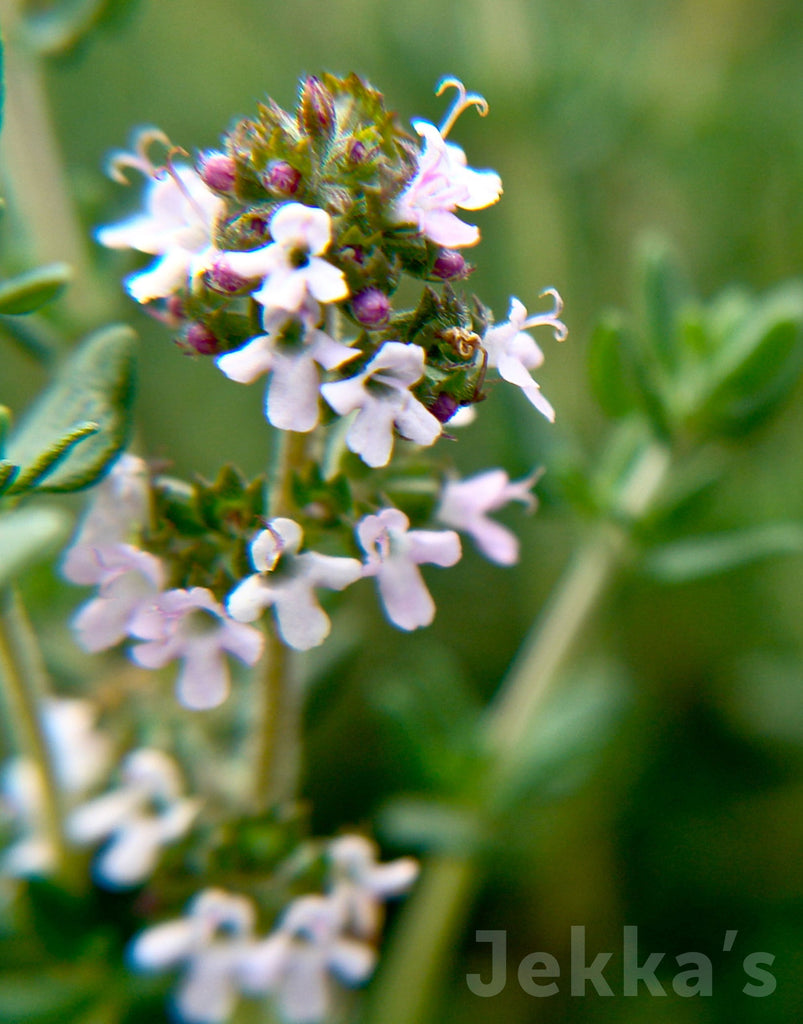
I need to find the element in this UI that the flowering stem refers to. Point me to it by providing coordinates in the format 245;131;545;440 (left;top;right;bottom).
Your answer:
0;1;112;327
369;436;671;1024
0;586;69;871
251;428;308;813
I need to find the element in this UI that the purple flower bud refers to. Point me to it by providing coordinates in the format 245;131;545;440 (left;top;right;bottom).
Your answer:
166;295;186;323
205;256;251;295
352;287;391;328
299;76;336;138
348;140;368;164
432;249;471;281
428;393;460;423
182;322;222;356
264;161;301;196
199;151;237;193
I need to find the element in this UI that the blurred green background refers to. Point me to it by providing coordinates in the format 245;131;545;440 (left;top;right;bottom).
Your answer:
3;1;803;1021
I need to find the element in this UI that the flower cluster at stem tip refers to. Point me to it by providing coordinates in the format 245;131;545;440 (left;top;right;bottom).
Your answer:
72;73;568;707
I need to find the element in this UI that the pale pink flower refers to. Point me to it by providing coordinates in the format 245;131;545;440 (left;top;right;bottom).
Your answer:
436;468;540;565
128;588;264;710
216;310;359;433
97;164;223;303
68;748;200;888
71;543;165;653
327;835;419;940
62;453;150;584
226;519;362;651
356;508;461;631
130;888;259;1024
238;895;376;1024
217;203;348;316
321;342;441;468
481;293;567;421
393;119;501;248
1;699;112;878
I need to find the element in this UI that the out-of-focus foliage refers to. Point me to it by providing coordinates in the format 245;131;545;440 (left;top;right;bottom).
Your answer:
1;2;802;1023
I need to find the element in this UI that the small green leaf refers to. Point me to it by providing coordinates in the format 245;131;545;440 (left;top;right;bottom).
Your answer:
19;0;140;56
0;505;71;587
587;312;639;418
643;523;803;583
0;263;72;315
636;234;690;373
7;421;99;494
5;324;136;493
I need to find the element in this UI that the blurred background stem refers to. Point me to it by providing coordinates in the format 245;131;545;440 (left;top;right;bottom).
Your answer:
369;432;671;1024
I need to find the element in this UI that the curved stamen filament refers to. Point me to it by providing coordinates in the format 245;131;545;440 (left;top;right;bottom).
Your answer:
524;288;568;342
436;76;489;139
105;126;172;184
154;145;208;222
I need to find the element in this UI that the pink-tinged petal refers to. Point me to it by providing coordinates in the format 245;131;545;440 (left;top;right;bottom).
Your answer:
156;798;202;843
226;574;276;622
309;330;360;371
327;939;377;985
219;619;264;665
94;818;163;887
130;919;197;971
347;403;396;467
522;383;556;422
394;397;442;447
130;634;185;669
302;552;362;591
255;263;309;312
305;257;349;304
496;350;539;390
218;244;276;279
377;558;435;631
67;788;143;843
270;203;331;254
126;250;190;303
320;375;367;416
275;950;332;1024
406;529;461;568
508;330;545;370
269;517;304;555
369;341;426;386
72;594;140;652
216;335;275;384
237;934;291;993
273;582;331;651
175;642;231;710
267;351;320;432
176;955;240;1024
471;517;520;565
418;208;480;248
363;857;420;897
453;164;503;210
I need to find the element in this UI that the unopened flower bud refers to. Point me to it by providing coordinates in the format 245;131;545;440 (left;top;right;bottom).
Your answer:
199;151;237;193
432;249;471;281
264;160;301;196
182;322;222;356
348;139;369;164
299;76;336;139
166;295;186;323
428;393;460;423
352;287;391;328
205;256;252;295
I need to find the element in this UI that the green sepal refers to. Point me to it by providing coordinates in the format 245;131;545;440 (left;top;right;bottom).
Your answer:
0;263;72;315
5;324;136;493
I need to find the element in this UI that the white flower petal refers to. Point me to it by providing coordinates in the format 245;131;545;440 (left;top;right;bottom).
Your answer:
130;919;197;971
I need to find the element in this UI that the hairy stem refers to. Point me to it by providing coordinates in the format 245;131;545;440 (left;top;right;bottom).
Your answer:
369;437;671;1024
0;586;68;871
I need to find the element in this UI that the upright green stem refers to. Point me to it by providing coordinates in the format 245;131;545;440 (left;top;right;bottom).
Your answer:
0;0;113;327
251;428;309;812
0;586;68;870
368;437;671;1024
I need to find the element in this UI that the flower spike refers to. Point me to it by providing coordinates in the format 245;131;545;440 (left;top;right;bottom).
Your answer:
436;76;490;138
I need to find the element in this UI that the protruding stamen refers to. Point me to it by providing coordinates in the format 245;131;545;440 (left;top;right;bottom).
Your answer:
436;76;490;139
523;288;568;342
153;146;208;222
105;127;172;184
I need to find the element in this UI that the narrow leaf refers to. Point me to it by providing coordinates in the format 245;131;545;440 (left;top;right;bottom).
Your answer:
644;523;803;583
0;263;72;315
5;324;136;493
587;313;638;418
7;421;99;494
